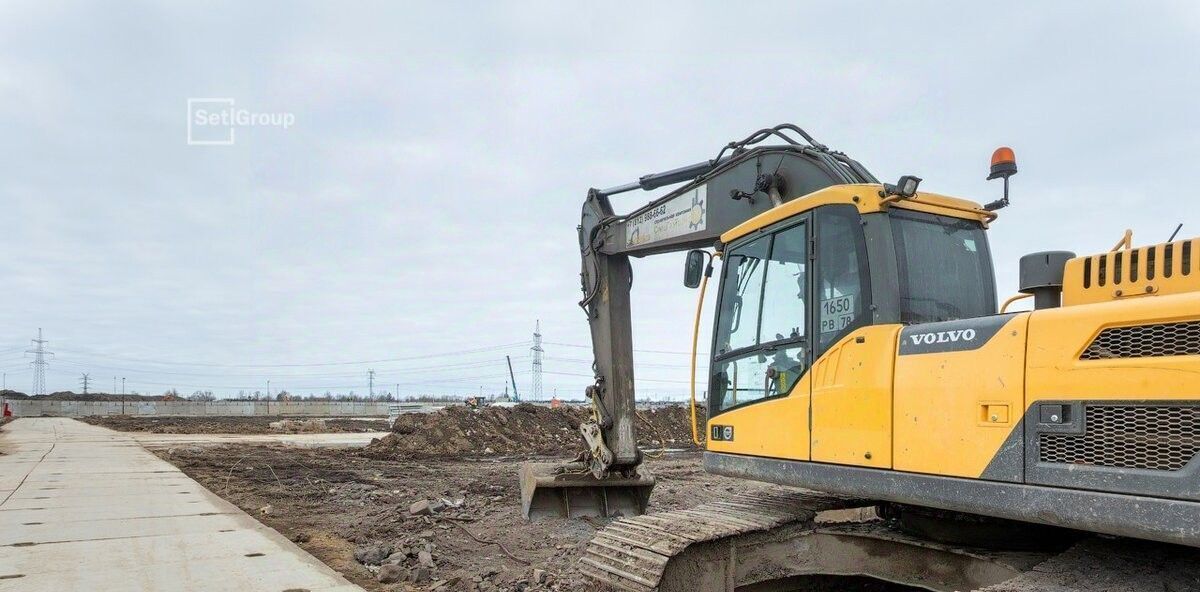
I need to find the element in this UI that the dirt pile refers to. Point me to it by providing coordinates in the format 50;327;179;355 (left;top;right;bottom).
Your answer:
363;403;703;460
637;405;707;449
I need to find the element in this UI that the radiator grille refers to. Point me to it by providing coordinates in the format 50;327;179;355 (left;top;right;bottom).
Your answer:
1080;320;1200;360
1039;405;1200;471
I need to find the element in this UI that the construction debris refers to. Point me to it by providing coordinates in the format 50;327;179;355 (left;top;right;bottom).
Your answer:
410;499;444;516
354;544;394;566
376;563;406;584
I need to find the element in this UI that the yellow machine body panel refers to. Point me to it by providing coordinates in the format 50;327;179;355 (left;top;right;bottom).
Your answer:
1027;291;1200;402
893;314;1028;478
1062;237;1200;306
810;325;899;468
705;371;812;461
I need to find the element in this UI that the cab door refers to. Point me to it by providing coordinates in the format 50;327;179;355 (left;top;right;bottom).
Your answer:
706;217;813;461
809;205;894;468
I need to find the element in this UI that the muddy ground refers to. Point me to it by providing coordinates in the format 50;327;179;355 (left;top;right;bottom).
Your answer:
157;445;766;591
80;415;388;434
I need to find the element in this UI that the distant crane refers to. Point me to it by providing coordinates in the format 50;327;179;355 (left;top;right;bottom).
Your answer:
506;355;520;402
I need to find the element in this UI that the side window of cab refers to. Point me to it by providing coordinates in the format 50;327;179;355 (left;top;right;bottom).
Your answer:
814;205;871;355
711;222;809;414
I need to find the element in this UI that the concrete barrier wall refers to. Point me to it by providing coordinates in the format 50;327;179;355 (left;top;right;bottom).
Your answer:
0;398;395;418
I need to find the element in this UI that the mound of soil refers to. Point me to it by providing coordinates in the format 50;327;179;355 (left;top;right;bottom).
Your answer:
362;403;703;460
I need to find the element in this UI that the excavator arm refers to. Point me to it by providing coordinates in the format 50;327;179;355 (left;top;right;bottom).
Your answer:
521;124;876;517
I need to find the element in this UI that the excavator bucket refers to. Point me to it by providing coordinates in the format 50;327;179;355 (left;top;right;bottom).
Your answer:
519;461;655;520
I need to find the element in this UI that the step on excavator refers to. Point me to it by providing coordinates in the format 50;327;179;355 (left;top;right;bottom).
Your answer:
518;124;1200;591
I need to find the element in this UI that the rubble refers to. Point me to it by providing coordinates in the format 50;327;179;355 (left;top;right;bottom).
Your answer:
377;563;407;584
410;499;445;515
355;543;395;566
410;567;432;583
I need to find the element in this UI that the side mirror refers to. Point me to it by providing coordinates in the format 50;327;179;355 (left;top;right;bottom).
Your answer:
684;250;706;289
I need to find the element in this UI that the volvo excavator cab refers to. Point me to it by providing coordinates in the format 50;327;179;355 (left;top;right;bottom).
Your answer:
706;203;998;420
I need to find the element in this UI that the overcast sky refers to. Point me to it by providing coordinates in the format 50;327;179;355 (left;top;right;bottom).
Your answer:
1;2;1197;398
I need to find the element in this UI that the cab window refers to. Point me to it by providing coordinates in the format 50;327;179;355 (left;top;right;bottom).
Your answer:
713;237;769;355
815;205;871;353
891;210;995;323
711;222;808;414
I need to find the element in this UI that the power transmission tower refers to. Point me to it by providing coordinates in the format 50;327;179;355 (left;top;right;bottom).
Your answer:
79;373;90;394
531;321;543;401
368;368;376;398
26;328;53;396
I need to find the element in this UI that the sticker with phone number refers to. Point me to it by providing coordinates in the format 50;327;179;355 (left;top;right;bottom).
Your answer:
820;294;855;333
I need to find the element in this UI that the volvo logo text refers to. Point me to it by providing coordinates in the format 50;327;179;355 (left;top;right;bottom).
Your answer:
908;328;977;346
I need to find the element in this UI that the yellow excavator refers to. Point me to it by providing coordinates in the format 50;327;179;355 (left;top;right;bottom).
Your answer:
519;124;1200;591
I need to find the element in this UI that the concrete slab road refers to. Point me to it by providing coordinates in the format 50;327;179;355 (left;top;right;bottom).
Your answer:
0;418;365;592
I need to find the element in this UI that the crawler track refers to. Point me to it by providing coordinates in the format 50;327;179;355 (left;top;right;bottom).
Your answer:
582;490;1200;592
579;490;864;592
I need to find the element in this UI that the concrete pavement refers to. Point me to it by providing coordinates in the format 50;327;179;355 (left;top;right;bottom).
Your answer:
0;418;365;592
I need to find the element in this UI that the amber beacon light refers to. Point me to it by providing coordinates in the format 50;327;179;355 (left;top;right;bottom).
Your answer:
984;146;1017;211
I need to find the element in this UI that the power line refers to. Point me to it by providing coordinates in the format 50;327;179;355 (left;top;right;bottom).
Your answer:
544;341;708;357
48;355;529;380
51;340;533;369
79;373;91;394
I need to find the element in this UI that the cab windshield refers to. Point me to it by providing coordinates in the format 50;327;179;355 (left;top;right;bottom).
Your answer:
890;210;996;323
